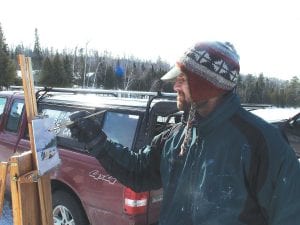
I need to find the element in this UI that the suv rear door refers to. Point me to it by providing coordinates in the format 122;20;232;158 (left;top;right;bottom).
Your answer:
0;94;29;161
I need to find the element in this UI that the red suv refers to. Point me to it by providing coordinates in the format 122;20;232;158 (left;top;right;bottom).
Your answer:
0;87;180;225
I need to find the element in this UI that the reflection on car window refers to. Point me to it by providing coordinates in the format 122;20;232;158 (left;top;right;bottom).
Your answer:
6;99;24;132
41;109;72;138
102;112;139;149
0;97;7;120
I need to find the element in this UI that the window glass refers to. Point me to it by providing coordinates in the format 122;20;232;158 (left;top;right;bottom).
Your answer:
0;97;7;119
102;112;139;149
6;99;24;132
41;109;72;138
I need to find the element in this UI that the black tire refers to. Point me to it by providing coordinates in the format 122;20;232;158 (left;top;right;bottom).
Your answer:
52;190;89;225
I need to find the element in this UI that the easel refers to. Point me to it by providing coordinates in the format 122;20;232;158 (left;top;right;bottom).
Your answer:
0;55;53;224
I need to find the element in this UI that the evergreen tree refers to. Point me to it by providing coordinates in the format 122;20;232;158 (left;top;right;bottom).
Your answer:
103;65;116;89
286;76;300;106
278;85;287;107
96;57;107;88
40;56;54;86
14;44;25;56
254;73;265;103
32;28;43;70
52;53;67;87
263;78;272;104
236;74;246;102
0;23;17;90
63;55;73;87
243;74;256;103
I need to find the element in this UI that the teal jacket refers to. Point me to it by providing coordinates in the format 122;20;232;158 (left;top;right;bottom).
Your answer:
95;93;300;225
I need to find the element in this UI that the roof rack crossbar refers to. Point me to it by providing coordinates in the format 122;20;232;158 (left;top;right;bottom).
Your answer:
9;86;177;99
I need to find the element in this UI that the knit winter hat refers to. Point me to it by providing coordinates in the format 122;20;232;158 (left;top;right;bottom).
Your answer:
161;41;240;102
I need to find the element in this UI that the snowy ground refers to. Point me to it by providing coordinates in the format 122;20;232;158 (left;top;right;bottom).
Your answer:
0;197;13;225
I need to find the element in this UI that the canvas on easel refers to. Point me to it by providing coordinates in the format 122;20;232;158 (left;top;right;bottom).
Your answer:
32;117;60;176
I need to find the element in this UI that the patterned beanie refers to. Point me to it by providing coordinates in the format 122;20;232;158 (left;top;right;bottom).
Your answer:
161;41;240;102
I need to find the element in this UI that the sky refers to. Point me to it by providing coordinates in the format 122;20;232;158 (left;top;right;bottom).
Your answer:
0;0;299;80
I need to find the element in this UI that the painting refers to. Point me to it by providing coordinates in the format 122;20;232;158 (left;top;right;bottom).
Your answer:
32;117;61;175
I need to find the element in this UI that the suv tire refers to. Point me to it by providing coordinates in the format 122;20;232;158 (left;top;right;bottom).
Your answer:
52;190;89;225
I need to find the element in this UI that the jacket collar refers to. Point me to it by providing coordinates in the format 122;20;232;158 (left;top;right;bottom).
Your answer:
193;92;241;136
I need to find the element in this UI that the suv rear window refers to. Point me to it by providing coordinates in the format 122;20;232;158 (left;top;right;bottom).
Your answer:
0;97;7;120
102;112;139;149
41;108;139;150
5;99;24;132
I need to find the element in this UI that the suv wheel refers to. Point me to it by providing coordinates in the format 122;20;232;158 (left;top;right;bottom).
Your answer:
52;190;89;225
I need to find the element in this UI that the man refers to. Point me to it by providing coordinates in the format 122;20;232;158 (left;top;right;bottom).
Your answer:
69;41;300;225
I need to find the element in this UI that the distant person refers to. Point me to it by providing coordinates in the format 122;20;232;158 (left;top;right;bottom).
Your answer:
69;41;300;225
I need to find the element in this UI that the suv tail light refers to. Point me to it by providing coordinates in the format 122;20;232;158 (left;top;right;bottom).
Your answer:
123;187;149;215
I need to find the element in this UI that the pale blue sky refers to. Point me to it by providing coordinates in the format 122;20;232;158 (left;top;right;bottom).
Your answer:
0;0;299;80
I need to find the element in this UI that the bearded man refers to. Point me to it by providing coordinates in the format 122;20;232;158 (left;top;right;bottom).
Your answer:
69;41;300;225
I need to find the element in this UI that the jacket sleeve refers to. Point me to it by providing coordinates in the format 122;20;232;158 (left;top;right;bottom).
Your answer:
267;141;300;225
91;128;171;192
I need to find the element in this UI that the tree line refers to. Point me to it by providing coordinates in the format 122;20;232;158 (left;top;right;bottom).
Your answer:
0;24;299;107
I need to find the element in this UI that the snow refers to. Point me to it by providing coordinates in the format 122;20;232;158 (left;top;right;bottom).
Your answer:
0;198;13;225
251;107;300;123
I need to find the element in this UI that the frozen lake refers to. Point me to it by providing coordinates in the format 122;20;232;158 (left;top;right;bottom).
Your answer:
251;107;299;123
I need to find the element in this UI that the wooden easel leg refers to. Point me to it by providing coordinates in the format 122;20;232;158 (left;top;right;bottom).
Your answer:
10;160;23;225
39;174;53;225
10;152;41;225
0;162;8;217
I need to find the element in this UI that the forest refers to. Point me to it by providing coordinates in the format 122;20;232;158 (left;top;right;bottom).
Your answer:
1;25;299;107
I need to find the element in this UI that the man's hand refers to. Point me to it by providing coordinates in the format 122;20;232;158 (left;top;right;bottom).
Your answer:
68;110;105;144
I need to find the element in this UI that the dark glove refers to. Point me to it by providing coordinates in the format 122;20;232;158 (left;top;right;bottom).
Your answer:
68;110;107;148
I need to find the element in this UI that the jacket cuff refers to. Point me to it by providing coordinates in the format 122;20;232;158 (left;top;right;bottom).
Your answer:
87;133;107;157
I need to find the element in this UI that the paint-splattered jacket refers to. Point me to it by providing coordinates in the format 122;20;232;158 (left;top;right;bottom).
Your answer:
95;93;300;225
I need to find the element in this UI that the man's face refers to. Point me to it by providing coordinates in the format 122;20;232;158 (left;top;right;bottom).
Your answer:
173;73;192;111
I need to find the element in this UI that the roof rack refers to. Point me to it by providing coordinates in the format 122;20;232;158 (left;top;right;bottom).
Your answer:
9;86;177;133
9;86;177;99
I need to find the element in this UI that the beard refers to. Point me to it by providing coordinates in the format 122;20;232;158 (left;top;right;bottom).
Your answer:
177;92;191;112
177;91;210;116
